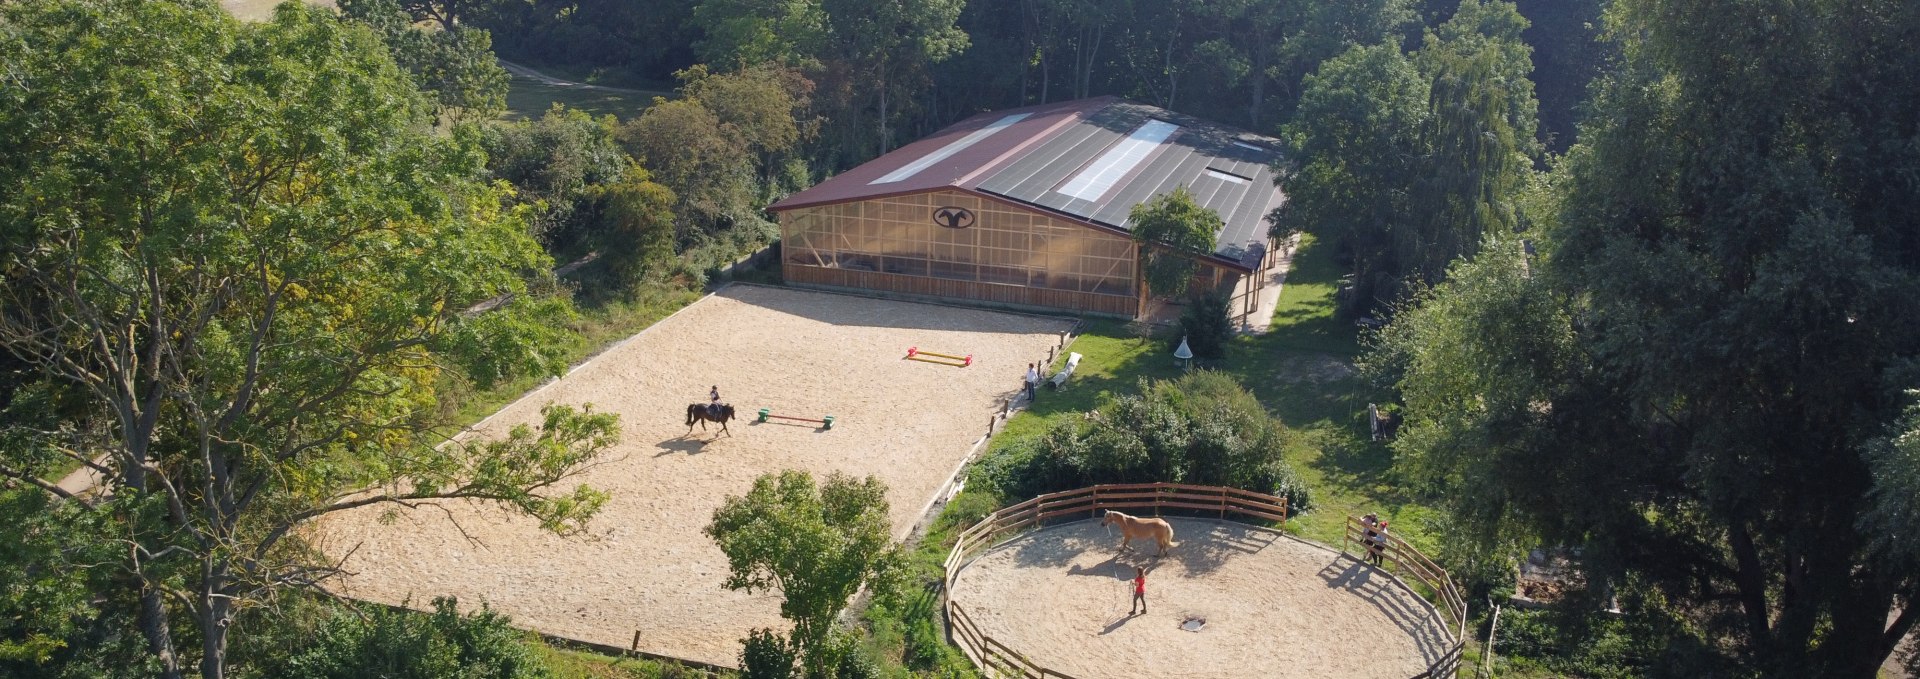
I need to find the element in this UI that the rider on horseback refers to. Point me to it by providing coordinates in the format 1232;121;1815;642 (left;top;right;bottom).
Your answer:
708;386;721;419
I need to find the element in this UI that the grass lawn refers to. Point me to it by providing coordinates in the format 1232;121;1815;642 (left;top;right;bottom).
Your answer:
985;233;1440;549
503;75;665;122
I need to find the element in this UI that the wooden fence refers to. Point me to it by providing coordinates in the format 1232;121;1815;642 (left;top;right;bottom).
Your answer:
940;483;1466;679
1343;516;1470;679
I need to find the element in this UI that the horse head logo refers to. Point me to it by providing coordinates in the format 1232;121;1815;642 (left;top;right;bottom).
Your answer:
931;206;976;229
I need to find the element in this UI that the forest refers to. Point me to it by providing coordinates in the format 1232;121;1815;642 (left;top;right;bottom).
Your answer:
3;0;1917;677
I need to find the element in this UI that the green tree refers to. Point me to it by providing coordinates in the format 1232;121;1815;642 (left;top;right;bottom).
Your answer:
1374;0;1920;674
1129;187;1220;299
1278;0;1538;314
591;167;680;286
705;471;903;676
339;0;510;120
483;105;629;252
1176;292;1234;361
1274;41;1429;314
0;2;618;677
619;97;756;243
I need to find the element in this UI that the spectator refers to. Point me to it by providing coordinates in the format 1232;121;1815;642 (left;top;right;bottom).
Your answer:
1024;363;1040;402
1368;521;1390;566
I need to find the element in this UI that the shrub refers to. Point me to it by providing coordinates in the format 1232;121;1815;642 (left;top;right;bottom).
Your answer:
264;597;551;679
740;628;796;679
1174;292;1234;360
975;372;1312;515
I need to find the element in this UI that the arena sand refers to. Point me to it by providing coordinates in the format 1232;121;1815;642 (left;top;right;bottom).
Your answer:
317;285;1074;667
948;518;1456;679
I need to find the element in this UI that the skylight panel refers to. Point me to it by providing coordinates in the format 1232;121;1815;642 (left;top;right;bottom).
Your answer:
870;113;1031;184
1232;140;1268;152
1055;119;1180;201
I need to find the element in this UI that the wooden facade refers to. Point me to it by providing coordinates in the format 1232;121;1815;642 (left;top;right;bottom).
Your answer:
780;190;1143;317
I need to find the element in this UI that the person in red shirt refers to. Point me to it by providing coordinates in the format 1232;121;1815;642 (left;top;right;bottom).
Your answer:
1130;565;1152;615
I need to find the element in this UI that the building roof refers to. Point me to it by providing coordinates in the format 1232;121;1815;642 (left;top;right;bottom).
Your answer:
769;97;1285;271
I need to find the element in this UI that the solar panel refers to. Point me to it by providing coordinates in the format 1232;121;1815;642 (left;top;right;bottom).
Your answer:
1054;119;1179;201
870;113;1032;184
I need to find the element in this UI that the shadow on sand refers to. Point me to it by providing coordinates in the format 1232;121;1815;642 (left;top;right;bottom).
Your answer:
1316;555;1456;665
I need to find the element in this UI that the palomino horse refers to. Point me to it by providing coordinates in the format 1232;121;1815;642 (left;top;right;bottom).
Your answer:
685;403;735;437
1101;510;1175;555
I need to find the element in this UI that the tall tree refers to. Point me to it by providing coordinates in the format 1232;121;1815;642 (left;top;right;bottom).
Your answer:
1376;0;1920;674
0;2;620;677
1406;0;1539;282
705;471;902;676
1273;42;1429;313
1277;0;1538;314
1129;187;1220;300
339;0;511;120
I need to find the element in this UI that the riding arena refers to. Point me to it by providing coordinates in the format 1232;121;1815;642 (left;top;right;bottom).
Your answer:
316;285;1074;667
944;485;1466;679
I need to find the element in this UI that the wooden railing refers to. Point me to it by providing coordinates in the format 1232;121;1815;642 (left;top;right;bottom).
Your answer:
943;484;1291;679
1343;516;1470;679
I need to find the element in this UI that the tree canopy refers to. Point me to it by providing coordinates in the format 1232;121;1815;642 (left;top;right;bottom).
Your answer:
0;2;619;676
1128;187;1220;300
1373;0;1920;674
705;470;903;676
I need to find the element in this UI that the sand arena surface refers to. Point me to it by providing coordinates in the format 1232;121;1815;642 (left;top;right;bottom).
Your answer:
949;518;1456;679
317;285;1074;667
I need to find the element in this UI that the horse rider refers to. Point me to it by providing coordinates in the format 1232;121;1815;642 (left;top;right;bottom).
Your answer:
708;385;722;418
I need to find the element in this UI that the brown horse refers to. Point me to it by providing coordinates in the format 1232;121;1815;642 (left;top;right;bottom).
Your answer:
686;403;735;437
1101;510;1175;555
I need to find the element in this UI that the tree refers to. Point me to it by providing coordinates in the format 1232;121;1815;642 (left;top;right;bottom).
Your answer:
1176;292;1234;360
705;471;903;676
1375;0;1920;674
1274;42;1429;314
1128;187;1220;299
0;2;619;677
1405;0;1539;283
339;0;510;120
591;167;679;286
619;97;756;243
482;105;629;252
1277;0;1538;314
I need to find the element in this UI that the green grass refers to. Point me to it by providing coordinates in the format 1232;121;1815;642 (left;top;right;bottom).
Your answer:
538;643;733;678
980;234;1438;548
503;75;665;122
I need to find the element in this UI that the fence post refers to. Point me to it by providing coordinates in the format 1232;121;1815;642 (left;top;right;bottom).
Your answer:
986;416;994;438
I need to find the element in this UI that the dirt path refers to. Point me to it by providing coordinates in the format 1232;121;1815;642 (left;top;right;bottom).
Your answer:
498;59;661;97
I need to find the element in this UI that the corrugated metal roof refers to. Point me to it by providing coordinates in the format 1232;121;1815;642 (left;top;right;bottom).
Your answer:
770;97;1284;271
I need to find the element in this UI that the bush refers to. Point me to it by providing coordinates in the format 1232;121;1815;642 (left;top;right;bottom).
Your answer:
740;628;797;679
1174;292;1234;360
975;372;1312;516
263;597;551;679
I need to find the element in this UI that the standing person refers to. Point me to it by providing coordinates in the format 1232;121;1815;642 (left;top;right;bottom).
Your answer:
1024;363;1040;402
1130;565;1151;615
1368;521;1390;566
